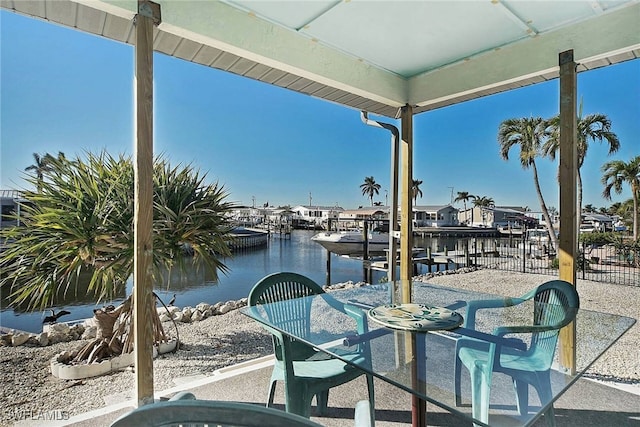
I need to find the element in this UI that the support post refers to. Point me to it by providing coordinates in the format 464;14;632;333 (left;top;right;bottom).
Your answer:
134;0;160;407
558;49;578;374
399;105;424;427
400;105;414;303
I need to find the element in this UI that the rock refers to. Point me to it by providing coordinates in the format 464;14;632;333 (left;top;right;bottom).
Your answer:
36;332;49;346
218;303;232;314
172;311;184;323
159;312;171;322
81;326;97;340
71;324;85;335
225;300;237;310
12;332;30;346
181;307;192;320
0;334;12;346
196;303;210;312
190;309;203;322
48;330;71;344
44;322;70;335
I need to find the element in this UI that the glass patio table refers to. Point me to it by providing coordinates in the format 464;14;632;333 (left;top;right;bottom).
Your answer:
241;281;635;427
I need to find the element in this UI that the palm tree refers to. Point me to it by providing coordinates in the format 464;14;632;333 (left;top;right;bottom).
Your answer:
1;151;235;362
412;179;423;205
453;191;475;226
24;152;53;192
473;196;495;227
544;108;620;221
602;156;640;240
360;176;381;206
473;196;495;207
498;116;559;253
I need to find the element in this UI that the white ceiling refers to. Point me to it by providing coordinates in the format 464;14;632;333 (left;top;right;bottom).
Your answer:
2;0;639;117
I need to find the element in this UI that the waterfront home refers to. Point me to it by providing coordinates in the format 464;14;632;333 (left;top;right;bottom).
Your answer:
413;205;458;227
291;205;343;228
229;206;266;227
581;213;614;232
458;206;540;229
0;190;28;229
337;207;388;230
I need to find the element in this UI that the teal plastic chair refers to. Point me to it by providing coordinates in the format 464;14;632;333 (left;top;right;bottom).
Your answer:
249;272;375;420
110;392;323;426
454;280;579;427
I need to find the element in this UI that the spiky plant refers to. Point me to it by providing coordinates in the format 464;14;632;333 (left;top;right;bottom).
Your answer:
1;151;235;362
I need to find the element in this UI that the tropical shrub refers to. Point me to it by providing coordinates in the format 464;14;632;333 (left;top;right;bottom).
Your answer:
0;151;235;311
578;232;616;246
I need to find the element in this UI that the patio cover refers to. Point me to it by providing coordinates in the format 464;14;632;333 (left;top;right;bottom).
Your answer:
2;0;638;117
2;0;639;415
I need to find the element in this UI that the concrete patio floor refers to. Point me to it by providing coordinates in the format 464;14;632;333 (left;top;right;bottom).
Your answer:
53;355;639;427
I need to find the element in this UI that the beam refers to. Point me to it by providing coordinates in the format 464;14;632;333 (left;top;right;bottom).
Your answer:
558;49;578;374
134;0;160;406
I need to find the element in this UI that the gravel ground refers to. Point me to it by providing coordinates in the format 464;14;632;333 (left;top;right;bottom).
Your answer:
1;269;638;426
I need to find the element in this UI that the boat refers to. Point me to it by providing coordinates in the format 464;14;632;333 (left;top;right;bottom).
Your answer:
518;228;554;257
311;228;389;256
497;225;525;236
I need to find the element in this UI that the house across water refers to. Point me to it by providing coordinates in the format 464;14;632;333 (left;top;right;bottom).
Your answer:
0;190;28;229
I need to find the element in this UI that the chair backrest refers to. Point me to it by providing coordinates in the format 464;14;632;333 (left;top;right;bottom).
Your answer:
110;399;324;427
525;280;580;363
248;272;325;360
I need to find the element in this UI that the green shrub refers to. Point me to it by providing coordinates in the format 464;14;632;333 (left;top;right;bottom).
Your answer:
579;232;616;246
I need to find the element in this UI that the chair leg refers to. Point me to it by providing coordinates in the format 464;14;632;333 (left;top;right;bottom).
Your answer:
544;405;557;427
366;374;376;426
285;383;313;418
266;378;277;408
470;365;491;427
534;372;556;427
512;378;529;416
316;390;329;415
454;356;463;406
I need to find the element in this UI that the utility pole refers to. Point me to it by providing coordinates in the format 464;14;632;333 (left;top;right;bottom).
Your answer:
448;187;454;204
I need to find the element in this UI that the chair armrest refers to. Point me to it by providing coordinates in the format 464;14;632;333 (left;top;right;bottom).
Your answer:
456;327;528;351
343;303;370;335
493;324;562;337
343;328;392;347
169;391;196;401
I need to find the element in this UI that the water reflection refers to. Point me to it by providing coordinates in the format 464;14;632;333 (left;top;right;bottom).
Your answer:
0;230;496;333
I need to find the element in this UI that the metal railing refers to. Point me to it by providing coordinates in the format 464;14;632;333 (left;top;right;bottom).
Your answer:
447;237;639;287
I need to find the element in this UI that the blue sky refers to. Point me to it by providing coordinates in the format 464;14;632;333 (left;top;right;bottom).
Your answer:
1;10;638;211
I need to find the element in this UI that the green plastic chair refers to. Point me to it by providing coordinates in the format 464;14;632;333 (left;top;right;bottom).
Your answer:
249;272;375;420
110;392;323;427
454;280;579;427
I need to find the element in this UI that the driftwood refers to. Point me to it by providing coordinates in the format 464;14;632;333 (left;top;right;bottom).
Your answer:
72;293;176;364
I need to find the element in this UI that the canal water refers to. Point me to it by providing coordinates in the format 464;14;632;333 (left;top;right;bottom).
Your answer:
0;230;479;333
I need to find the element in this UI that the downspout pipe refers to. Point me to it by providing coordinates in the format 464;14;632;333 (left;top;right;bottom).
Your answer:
361;111;400;284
